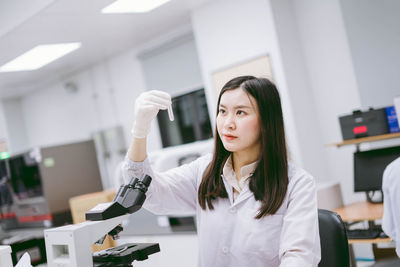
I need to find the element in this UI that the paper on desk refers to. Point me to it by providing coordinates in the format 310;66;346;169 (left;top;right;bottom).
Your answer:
15;253;32;267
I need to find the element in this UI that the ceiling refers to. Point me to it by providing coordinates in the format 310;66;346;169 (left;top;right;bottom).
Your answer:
0;0;211;99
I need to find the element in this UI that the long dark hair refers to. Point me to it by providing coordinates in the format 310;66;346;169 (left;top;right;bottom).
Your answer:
198;76;289;218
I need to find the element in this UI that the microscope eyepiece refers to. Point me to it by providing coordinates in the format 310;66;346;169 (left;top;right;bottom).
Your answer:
86;174;152;221
141;175;152;187
128;177;138;187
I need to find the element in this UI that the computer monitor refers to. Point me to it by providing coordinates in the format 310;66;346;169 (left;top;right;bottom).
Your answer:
8;153;43;200
0;159;8;180
354;145;400;192
0;159;13;211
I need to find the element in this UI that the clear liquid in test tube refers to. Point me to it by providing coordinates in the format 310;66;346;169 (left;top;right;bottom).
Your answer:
167;104;174;121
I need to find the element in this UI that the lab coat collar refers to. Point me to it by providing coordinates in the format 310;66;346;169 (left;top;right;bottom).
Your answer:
221;174;234;204
221;174;253;207
233;185;253;206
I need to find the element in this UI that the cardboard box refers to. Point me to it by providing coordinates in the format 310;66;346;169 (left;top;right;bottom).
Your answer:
69;189;116;252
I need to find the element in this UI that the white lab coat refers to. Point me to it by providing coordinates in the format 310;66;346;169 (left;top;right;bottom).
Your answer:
122;153;321;267
382;157;400;257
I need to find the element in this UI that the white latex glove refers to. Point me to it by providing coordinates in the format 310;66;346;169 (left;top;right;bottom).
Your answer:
131;90;171;138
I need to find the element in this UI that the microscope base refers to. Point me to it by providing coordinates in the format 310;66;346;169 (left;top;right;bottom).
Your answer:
93;243;160;267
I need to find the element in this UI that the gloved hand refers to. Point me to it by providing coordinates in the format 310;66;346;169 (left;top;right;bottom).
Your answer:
131;90;171;139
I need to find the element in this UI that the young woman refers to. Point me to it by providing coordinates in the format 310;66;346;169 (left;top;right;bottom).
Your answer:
122;76;321;267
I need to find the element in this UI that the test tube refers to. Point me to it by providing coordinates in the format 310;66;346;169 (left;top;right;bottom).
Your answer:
167;104;174;121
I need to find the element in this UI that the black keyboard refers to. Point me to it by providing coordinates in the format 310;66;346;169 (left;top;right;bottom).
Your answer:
346;229;382;239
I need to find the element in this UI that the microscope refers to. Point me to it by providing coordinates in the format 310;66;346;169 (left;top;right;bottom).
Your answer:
44;174;160;267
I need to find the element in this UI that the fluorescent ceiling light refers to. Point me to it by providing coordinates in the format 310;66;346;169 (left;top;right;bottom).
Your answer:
102;0;171;13
0;43;81;72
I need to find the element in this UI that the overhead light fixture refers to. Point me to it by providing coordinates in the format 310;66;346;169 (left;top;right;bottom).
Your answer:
102;0;171;13
0;43;81;72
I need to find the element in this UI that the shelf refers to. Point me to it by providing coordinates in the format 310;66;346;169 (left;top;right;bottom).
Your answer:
326;132;400;148
333;202;391;244
333;202;383;222
348;237;391;244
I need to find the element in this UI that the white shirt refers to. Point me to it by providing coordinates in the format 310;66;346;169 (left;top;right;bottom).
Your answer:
222;155;258;201
382;157;400;257
122;153;321;267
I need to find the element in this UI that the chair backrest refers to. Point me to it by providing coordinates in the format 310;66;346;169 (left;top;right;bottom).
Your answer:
318;209;350;267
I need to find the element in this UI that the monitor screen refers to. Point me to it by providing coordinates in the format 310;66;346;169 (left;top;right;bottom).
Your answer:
8;153;43;200
354;145;400;192
0;160;7;180
0;159;13;209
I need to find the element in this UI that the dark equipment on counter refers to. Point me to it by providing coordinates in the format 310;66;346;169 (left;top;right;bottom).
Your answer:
93;243;160;267
339;108;388;140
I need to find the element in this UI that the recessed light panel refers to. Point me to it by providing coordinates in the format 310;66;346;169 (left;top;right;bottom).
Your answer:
102;0;171;13
0;43;81;72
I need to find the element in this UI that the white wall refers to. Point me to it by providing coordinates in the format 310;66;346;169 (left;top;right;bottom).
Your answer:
287;0;400;204
139;33;203;95
0;102;8;143
22;71;97;148
19;27;207;155
192;0;389;205
340;0;400;108
2;98;29;153
191;0;329;183
20;48;154;151
287;0;363;204
192;0;279;118
269;0;330;182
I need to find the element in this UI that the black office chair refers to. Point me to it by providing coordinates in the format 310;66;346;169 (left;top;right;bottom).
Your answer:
318;209;350;267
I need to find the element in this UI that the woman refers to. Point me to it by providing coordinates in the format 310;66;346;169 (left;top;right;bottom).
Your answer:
122;76;321;267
